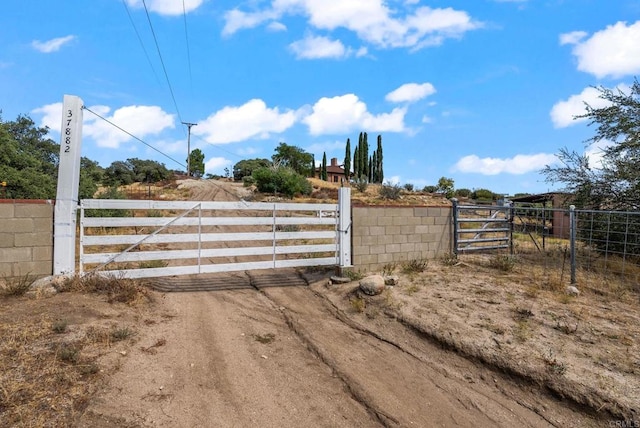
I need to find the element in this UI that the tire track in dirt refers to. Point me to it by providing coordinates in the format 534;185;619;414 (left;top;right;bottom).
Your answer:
249;275;603;428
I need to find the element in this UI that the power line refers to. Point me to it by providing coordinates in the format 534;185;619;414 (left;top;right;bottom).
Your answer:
121;0;161;85
83;105;186;169
182;0;194;93
141;0;185;127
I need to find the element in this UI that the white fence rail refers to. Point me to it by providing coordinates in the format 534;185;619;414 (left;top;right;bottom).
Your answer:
79;193;351;279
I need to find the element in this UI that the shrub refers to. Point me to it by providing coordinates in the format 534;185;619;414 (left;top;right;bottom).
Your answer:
379;182;402;200
85;186;131;218
403;183;414;192
252;167;312;198
353;176;368;193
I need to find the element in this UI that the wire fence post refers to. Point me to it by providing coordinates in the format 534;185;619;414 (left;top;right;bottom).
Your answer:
569;205;576;284
508;201;514;256
451;198;459;256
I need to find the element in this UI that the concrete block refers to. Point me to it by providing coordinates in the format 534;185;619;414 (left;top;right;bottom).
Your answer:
421;233;436;243
377;253;393;264
405;216;422;226
407;234;422;243
385;243;401;253
15;204;53;218
33;218;53;232
358;254;377;265
353;226;369;237
421;217;435;225
0;233;14;247
400;243;416;253
15;233;52;247
415;225;431;234
377;216;393;226
434;216;450;225
353;246;370;256
0;204;14;218
377;235;393;245
393;234;408;244
352;236;362;247
33;246;53;261
361;235;377;246
0;247;32;262
358;215;378;227
369;245;386;255
13;261;52;277
385;225;401;236
369;226;385;236
400;225;415;235
392;216;408;226
0;218;32;233
0;263;13;276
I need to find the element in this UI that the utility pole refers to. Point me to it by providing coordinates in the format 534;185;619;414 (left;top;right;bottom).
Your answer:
182;122;197;177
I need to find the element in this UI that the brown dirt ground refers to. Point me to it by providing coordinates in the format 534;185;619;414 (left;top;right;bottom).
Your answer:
1;179;637;427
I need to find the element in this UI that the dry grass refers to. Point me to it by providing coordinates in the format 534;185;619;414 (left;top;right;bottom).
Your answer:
0;275;153;427
59;274;152;305
0;273;37;297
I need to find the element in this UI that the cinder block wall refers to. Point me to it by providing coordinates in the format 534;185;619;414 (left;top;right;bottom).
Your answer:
0;200;54;278
352;205;452;273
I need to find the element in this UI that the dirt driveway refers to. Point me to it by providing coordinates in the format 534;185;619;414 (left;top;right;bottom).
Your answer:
74;268;602;428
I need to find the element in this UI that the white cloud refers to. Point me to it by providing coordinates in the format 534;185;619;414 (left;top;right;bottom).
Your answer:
559;31;587;45
32;102;63;132
303;94;406;135
125;0;203;16
236;147;260;156
194;99;298;144
585;140;615;170
550;85;627;128
562;21;640;78
305;140;344;155
386;82;436;103
421;115;433;124
83;105;175;149
31;35;76;53
267;21;287;32
223;1;481;50
453;153;557;175
205;157;233;175
289;35;349;59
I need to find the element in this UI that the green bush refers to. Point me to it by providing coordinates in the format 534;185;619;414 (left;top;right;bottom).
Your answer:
84;187;131;217
252;167;312;198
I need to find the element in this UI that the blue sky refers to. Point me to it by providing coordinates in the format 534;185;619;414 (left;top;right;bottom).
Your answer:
1;0;639;195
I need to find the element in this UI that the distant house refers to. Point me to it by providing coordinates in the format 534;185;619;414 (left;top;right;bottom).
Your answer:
315;158;346;183
509;192;573;239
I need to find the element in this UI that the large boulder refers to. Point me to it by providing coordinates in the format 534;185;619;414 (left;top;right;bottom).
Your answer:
359;275;385;296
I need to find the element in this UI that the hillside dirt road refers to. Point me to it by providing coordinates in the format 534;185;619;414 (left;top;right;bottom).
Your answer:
77;180;605;427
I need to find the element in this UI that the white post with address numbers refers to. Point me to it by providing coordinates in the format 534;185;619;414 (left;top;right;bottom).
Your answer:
54;95;84;275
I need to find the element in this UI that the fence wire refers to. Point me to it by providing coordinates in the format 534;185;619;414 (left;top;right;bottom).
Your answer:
456;204;640;294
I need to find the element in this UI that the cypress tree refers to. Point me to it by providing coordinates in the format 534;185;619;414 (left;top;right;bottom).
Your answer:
376;134;383;183
311;154;315;178
321;152;327;181
344;138;351;182
368;156;373;182
361;132;369;181
353;145;359;180
372;151;377;184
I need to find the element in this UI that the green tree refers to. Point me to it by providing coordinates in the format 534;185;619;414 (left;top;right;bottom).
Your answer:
375;134;384;183
436;177;455;198
272;142;313;176
454;188;471;198
252;167;312;198
187;149;205;178
343;138;351;182
471;188;496;201
233;158;271;181
321;152;328;181
103;161;136;187
423;185;437;193
353;145;359;181
543;79;640;255
543;80;640;210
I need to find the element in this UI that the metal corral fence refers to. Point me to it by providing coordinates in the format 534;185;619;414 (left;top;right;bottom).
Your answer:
453;200;640;292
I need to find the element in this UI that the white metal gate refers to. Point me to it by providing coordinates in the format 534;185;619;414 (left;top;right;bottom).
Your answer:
79;189;351;279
